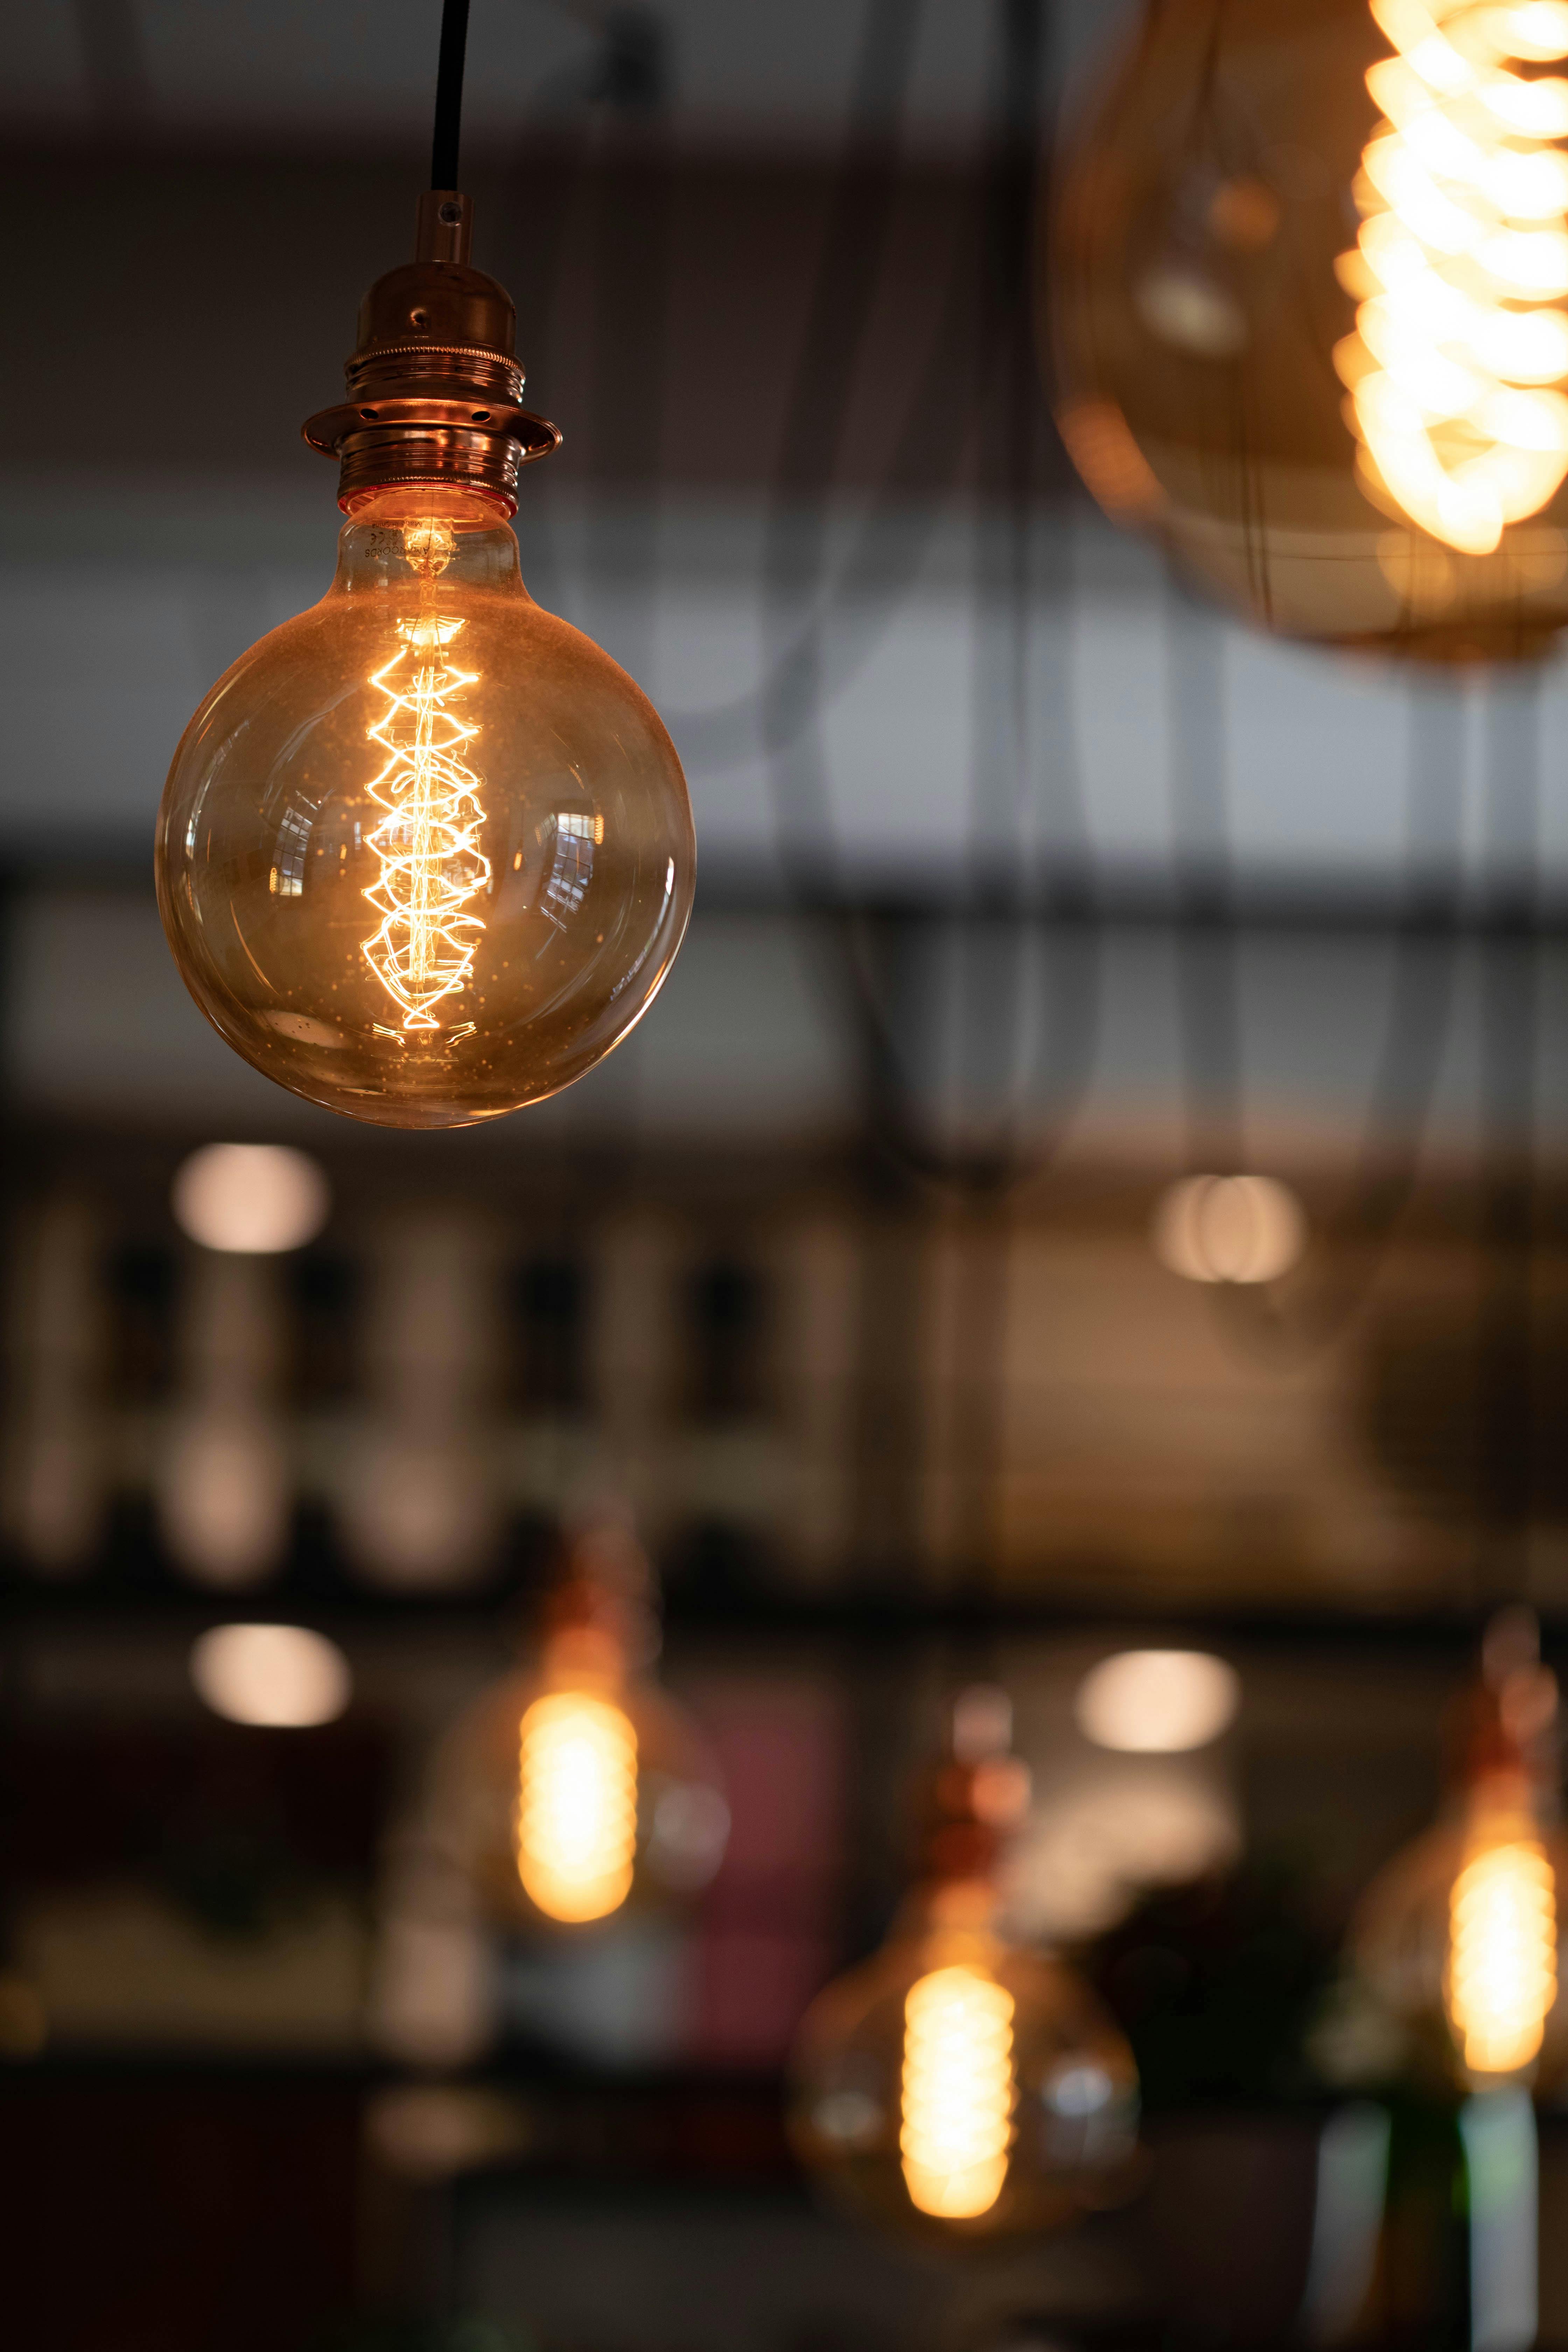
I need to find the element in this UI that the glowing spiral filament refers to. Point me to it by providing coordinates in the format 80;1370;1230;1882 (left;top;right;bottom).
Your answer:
899;1964;1016;2219
516;1692;639;1924
1447;1833;1558;2074
1334;0;1568;553
362;589;490;1030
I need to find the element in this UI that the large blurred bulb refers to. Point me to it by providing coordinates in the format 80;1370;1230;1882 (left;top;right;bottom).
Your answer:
157;486;693;1128
516;1689;639;1924
1051;0;1568;655
1334;0;1568;553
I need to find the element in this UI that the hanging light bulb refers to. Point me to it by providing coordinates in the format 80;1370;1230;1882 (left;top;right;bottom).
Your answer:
789;1686;1139;2242
515;1688;640;1923
1353;1609;1568;2088
428;1510;728;1930
156;23;693;1128
1050;0;1568;658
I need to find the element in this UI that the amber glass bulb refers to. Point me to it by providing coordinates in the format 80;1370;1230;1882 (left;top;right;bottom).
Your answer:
1051;0;1568;659
427;1520;729;1932
156;486;694;1128
433;1642;729;1931
1352;1634;1568;2091
790;1880;1139;2242
1356;1769;1568;2089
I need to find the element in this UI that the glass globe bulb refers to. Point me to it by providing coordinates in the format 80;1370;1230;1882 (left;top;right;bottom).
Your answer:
427;1524;728;1930
1051;0;1568;659
1353;1637;1568;2090
1356;1774;1568;2090
789;1879;1139;2241
156;486;694;1128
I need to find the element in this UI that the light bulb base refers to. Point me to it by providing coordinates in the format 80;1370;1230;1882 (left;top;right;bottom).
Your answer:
302;193;560;517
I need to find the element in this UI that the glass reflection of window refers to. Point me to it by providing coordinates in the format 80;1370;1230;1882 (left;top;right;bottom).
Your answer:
269;803;313;898
541;811;604;924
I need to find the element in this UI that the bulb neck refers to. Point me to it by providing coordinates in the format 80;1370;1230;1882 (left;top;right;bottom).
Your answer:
329;488;527;597
302;191;560;517
1449;1653;1561;1806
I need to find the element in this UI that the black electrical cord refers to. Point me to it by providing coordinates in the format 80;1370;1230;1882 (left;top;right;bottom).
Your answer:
766;0;1099;1203
1164;626;1469;1369
432;0;473;189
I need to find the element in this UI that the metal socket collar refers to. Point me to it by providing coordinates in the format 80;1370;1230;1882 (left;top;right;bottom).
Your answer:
302;192;560;516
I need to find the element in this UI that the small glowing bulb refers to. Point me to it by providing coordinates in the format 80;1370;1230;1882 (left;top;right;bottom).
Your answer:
515;1690;639;1924
1335;0;1568;551
1447;1832;1559;2074
899;1965;1017;2219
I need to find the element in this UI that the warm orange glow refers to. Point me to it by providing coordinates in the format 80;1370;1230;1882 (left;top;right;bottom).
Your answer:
900;1965;1016;2218
515;1691;638;1924
1447;1832;1558;2073
362;521;490;1031
1335;0;1568;552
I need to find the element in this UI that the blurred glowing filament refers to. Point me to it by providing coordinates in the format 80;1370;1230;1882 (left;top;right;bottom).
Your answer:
516;1692;638;1923
362;522;490;1031
1447;1834;1558;2073
900;1965;1016;2218
1335;0;1568;553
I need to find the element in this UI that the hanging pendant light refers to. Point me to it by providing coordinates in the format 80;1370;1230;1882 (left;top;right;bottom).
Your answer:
1050;0;1568;661
428;1510;729;1931
155;1;694;1128
789;1687;1139;2241
1352;1610;1568;2090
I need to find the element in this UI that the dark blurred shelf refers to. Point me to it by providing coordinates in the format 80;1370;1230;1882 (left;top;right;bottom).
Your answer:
2;1556;1561;1659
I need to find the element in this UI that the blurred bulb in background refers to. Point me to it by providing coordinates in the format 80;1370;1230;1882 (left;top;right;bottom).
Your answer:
430;1511;728;1930
172;1145;330;1255
790;1687;1138;2241
190;1622;351;1728
157;488;694;1129
1051;0;1568;657
1353;1610;1568;2089
1152;1175;1306;1286
516;1688;639;1923
1077;1649;1241;1755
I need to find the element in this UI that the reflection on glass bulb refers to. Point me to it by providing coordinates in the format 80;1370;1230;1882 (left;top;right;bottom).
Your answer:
900;1964;1016;2219
158;488;694;1129
516;1690;639;1924
1335;0;1568;552
1447;1830;1558;2074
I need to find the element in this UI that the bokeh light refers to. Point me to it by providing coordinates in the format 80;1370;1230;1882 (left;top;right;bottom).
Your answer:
1076;1650;1240;1755
172;1144;330;1254
1152;1174;1306;1285
189;1622;352;1728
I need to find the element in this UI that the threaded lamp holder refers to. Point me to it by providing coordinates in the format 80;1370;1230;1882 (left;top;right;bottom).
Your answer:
302;191;560;516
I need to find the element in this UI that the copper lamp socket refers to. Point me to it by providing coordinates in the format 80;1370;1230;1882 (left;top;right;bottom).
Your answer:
302;192;560;515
